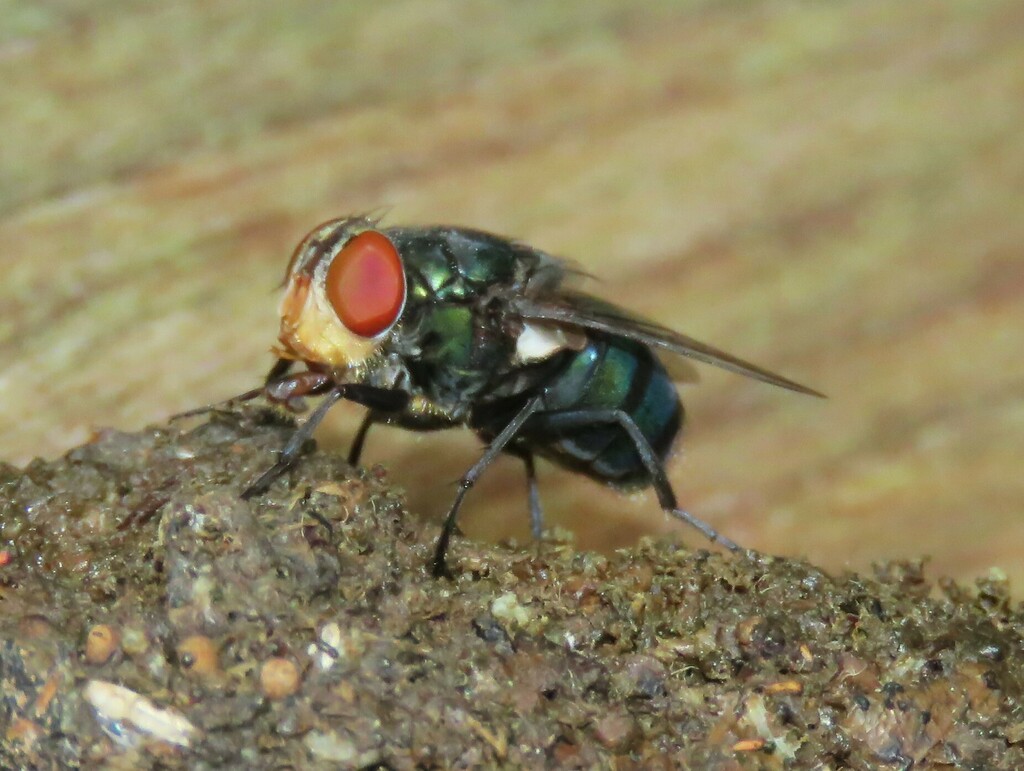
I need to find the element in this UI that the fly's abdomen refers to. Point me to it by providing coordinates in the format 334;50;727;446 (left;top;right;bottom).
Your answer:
535;337;683;484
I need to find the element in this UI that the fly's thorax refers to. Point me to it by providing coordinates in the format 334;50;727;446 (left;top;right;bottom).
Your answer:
275;217;407;370
398;302;500;409
388;227;524;303
396;307;582;413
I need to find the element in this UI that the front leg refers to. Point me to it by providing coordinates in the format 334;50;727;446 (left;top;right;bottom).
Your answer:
170;358;311;420
241;383;410;499
240;386;345;499
263;357;293;384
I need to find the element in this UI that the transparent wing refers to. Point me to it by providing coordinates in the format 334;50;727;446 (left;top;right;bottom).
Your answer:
511;290;824;397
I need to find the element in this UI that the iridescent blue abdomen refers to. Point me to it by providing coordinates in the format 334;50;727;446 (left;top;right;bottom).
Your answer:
540;336;682;483
473;335;683;486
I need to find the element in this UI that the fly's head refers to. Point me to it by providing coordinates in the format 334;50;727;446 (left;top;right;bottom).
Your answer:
276;217;407;371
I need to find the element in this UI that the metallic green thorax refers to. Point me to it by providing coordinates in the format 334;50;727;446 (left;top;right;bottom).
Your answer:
379;226;565;418
372;224;684;485
388;226;532;303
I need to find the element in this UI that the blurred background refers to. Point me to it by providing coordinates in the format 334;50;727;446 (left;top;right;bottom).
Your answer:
1;2;1021;590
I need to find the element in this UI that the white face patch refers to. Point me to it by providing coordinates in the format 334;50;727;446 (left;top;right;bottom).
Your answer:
515;322;584;363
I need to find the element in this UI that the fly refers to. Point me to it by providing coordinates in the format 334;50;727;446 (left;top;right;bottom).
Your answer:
200;216;823;577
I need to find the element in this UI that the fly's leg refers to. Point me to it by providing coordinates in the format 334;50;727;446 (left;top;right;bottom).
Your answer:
523;452;543;541
170;385;266;420
433;395;545;578
264;357;294;384
188;370;333;419
539;409;741;552
506;450;543;540
348;412;380;466
352;414;455;466
170;358;302;420
241;387;345;499
242;384;410;499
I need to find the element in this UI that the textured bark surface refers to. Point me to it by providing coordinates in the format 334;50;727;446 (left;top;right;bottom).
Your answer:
1;4;1022;596
1;415;1023;768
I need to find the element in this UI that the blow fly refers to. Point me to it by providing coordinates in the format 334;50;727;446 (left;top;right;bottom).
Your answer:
212;216;822;577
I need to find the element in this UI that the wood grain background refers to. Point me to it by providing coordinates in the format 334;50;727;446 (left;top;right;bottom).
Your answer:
2;2;1022;589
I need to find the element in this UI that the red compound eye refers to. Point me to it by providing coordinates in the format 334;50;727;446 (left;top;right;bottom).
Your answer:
325;230;406;338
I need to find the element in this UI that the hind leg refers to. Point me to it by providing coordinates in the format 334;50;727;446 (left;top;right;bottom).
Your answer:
537;409;740;552
505;449;543;540
242;383;411;499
